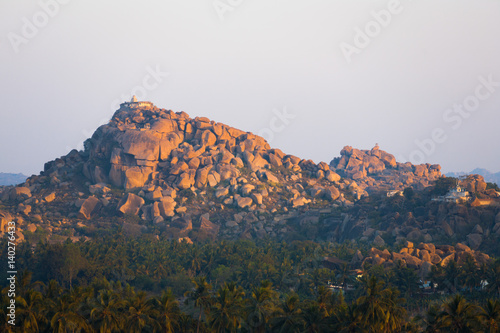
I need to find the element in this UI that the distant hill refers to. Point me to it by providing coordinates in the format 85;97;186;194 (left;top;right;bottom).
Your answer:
0;172;27;186
446;168;500;186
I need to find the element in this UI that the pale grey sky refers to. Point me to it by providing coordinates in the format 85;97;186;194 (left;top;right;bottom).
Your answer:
1;0;499;176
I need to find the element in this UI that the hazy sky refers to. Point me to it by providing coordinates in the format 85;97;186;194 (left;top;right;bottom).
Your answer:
1;0;499;176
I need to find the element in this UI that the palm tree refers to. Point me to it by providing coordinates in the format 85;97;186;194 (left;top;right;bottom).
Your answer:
485;259;500;298
245;280;277;333
208;282;246;333
380;287;407;333
336;263;351;291
314;286;332;318
70;285;94;322
150;289;181;333
328;287;346;312
50;294;92;333
418;304;441;333
0;286;18;332
270;294;304;333
330;303;363;333
185;276;212;333
391;262;419;298
16;289;48;332
152;260;169;281
188;247;207;277
178;312;196;332
355;275;407;332
301;302;330;333
17;270;34;296
355;275;387;332
124;291;159;333
461;254;480;293
90;289;125;333
478;299;500;333
44;279;63;300
437;294;479;332
202;247;217;276
428;265;446;293
443;261;461;293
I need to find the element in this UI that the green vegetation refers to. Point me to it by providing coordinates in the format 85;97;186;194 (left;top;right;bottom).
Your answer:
432;177;457;196
22;227;49;244
178;189;195;204
486;182;500;191
0;236;499;331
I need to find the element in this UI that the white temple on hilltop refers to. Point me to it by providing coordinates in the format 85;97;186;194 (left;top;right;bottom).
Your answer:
120;95;153;109
432;184;470;203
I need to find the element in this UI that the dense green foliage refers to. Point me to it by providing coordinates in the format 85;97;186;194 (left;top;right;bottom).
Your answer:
431;177;458;196
2;237;365;297
1;237;499;332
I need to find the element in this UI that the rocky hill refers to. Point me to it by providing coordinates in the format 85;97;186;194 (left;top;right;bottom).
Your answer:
330;145;441;193
1;100;499;261
360;241;491;279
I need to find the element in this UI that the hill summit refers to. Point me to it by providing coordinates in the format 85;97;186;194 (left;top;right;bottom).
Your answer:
1;99;499;257
79;99;442;196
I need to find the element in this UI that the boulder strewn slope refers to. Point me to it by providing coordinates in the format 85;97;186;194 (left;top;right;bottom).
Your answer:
331;145;441;192
1;100;499;260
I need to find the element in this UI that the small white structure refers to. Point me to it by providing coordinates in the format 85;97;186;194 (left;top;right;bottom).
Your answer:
120;95;153;109
432;185;470;203
444;185;469;202
387;190;403;197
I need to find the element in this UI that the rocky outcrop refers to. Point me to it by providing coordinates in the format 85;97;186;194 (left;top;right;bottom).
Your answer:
77;104;344;203
331;145;441;192
3;100;499;249
84;107;273;190
50;102;352;224
362;242;491;277
1;187;32;202
461;174;488;193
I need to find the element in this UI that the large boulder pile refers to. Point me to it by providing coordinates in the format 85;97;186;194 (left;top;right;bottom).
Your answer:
2;100;498;247
361;241;491;278
331;145;441;192
20;102;349;230
460;174;488;194
82;105;286;190
75;104;351;215
459;174;499;201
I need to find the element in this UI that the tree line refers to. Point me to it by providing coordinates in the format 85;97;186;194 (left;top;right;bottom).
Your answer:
0;236;499;331
1;271;499;332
